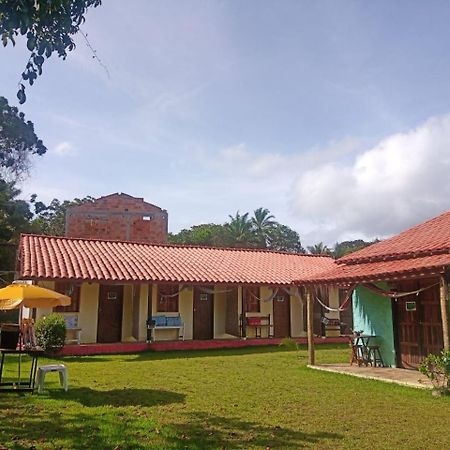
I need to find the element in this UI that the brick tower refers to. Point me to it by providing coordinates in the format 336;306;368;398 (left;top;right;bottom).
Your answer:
65;193;168;243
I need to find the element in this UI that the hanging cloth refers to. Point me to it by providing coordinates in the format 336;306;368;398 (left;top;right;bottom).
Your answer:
362;282;439;298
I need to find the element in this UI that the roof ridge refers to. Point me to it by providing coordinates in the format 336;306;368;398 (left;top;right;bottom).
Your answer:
337;246;450;265
19;233;332;258
338;209;450;263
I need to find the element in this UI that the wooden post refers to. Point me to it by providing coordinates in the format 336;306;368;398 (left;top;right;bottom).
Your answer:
306;289;315;365
440;275;449;351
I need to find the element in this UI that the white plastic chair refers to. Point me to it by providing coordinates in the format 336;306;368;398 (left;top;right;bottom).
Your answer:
37;364;68;393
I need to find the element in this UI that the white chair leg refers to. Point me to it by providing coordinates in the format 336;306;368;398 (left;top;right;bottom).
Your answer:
59;368;68;391
37;369;45;394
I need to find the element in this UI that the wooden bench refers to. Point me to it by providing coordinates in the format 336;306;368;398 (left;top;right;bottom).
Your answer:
240;314;274;338
147;314;184;342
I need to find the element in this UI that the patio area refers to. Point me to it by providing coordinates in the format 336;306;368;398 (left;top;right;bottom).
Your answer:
309;364;433;389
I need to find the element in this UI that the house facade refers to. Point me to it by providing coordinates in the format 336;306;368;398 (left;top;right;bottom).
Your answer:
17;234;338;345
302;210;450;368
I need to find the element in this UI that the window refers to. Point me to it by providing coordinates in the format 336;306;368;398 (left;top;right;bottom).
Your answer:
244;286;260;313
53;282;80;313
157;284;179;312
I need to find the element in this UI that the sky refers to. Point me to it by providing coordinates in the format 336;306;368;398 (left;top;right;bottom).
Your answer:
1;0;450;247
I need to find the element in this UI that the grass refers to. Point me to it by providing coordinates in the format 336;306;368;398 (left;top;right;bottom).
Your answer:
0;344;449;449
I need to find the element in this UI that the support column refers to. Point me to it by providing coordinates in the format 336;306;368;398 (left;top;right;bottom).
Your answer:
307;289;315;365
440;275;449;351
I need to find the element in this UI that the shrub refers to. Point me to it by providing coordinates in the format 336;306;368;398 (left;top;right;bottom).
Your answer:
35;313;66;353
419;350;450;395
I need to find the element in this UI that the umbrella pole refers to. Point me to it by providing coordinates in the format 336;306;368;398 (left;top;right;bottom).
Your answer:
17;307;23;387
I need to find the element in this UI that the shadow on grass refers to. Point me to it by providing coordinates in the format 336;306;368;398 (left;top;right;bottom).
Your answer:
166;411;343;449
0;405;154;449
48;386;185;407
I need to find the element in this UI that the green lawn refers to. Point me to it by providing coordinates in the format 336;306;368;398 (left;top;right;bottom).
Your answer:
0;344;449;449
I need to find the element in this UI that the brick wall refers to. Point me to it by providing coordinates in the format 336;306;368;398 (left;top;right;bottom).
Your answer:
65;193;168;243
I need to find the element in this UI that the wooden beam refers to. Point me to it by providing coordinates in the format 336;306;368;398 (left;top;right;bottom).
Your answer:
440;275;449;351
306;290;315;365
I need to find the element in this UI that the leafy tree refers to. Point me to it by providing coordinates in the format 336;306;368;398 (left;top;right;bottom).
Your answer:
0;180;34;284
332;239;378;259
267;223;305;253
307;242;332;255
30;196;94;236
0;96;46;180
0;0;102;103
251;207;276;248
168;223;229;247
225;211;255;248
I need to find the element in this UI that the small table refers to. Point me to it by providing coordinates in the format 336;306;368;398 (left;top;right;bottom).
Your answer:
0;348;43;392
351;335;377;366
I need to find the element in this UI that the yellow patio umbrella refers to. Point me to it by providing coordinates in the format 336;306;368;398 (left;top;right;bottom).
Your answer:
0;283;71;310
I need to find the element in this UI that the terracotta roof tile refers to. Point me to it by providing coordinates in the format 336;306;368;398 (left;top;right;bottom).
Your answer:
19;234;335;285
338;209;450;264
301;252;450;285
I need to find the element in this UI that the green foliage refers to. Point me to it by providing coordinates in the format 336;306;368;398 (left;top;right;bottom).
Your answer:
268;223;304;253
168;223;229;247
251;207;276;247
35;313;66;352
333;239;379;259
170;208;305;252
0;96;46;179
0;179;33;241
307;242;332;255
225;211;255;247
0;0;102;103
30;195;94;235
419;350;450;393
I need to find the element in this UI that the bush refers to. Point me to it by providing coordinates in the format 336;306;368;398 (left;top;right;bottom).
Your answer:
419;350;450;395
35;313;66;353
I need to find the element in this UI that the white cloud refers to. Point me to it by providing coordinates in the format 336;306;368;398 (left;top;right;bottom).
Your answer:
291;114;450;244
52;142;76;156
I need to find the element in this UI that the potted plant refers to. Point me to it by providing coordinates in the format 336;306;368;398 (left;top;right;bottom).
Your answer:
419;350;450;397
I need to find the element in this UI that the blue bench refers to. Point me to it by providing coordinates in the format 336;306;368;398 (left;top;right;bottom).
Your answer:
147;314;184;342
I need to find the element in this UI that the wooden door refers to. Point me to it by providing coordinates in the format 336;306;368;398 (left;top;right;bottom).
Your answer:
273;292;290;338
97;285;123;343
193;286;214;340
395;279;443;369
225;287;239;336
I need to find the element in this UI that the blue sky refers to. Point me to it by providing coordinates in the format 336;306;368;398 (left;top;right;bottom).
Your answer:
1;0;450;246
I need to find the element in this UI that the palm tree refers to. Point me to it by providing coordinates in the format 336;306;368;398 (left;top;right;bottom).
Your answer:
251;207;276;248
307;242;331;255
225;211;254;247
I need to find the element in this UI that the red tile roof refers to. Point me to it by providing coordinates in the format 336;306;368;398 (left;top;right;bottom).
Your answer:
339;209;450;264
18;234;335;285
301;209;450;285
301;253;450;285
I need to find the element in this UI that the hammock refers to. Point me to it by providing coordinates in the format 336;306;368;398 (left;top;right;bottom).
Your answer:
282;286;304;302
198;286;235;295
362;282;439;298
160;285;186;298
248;288;279;303
314;286;355;312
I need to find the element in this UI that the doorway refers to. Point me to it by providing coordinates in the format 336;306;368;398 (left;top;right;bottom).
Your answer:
97;284;123;343
193;286;214;340
394;279;443;368
273;293;290;338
